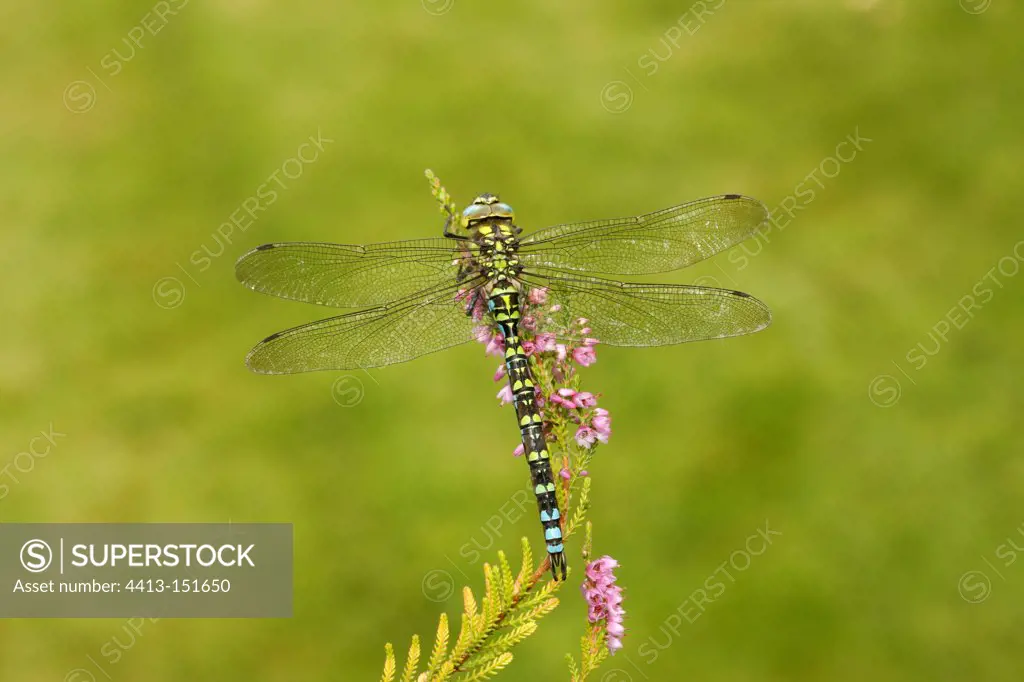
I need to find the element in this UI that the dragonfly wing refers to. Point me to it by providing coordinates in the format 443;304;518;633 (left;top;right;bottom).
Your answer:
518;195;769;276
520;272;771;347
235;239;472;308
245;281;482;373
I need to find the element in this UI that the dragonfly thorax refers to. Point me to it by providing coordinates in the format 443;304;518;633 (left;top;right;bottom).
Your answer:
460;193;523;283
472;218;522;285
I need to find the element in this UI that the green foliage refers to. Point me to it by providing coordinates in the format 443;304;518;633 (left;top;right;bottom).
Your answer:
380;539;564;682
425;169;459;223
382;643;396;682
566;622;610;682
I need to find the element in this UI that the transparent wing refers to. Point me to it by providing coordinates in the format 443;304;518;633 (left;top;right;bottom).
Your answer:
519;195;768;276
519;271;771;347
235;239;472;308
245;279;483;373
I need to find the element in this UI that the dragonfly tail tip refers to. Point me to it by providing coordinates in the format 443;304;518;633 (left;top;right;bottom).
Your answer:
550;552;567;581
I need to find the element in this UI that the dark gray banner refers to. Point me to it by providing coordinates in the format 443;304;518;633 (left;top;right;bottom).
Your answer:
0;523;292;617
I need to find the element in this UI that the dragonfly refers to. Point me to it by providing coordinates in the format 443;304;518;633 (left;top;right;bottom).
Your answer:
235;191;772;579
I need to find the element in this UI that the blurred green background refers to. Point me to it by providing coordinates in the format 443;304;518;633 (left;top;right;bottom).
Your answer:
2;0;1023;679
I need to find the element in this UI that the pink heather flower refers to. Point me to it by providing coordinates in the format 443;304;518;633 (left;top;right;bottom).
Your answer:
574;391;597;408
583;337;600;346
528;287;549;305
575;425;597;449
485;334;505;358
534;333;557;353
586;556;619;588
550;304;562;312
493;364;506;382
556;344;568;362
573;344;597;367
579;470;589;477
473;324;506;357
521;315;538;332
550;388;577;409
592;408;612;443
581;556;626;655
512;443;525;457
522;339;536;355
577;318;589;327
496;385;514;405
559;467;571;481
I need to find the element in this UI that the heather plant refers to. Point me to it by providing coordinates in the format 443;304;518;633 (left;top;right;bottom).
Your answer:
377;174;627;681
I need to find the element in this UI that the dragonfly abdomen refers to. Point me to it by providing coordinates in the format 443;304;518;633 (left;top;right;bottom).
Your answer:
487;286;567;580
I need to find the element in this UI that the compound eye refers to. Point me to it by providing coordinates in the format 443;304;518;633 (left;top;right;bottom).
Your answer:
462;204;490;222
492;203;515;219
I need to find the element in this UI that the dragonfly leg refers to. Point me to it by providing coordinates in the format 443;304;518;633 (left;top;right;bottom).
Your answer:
442;216;467;240
456;288;482;318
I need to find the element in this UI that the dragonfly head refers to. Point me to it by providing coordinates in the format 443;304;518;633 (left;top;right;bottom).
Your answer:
461;193;515;228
